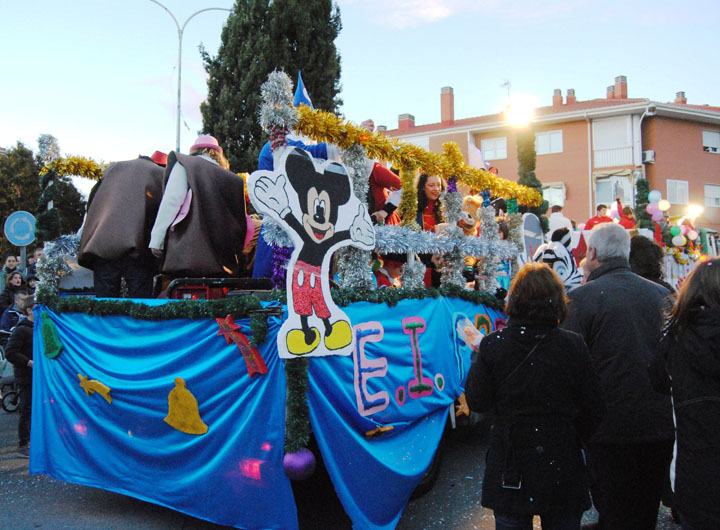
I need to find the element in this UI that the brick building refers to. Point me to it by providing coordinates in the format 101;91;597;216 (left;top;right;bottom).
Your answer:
382;76;720;232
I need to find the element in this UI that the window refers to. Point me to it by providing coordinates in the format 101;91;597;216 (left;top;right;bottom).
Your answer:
536;130;563;155
593;116;631;149
542;182;566;207
405;136;429;150
594;176;632;208
703;130;720;153
667;179;689;204
481;137;507;160
705;184;720;207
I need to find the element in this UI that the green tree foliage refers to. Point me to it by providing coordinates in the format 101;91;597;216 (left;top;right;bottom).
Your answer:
516;130;549;232
0;143;42;257
1;142;86;255
35;172;86;242
37;134;61;166
635;178;653;229
201;0;342;172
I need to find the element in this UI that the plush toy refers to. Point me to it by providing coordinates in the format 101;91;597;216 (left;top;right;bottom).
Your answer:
459;196;483;236
459;196;484;280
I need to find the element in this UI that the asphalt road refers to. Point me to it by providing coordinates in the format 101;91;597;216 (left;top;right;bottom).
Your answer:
0;409;680;529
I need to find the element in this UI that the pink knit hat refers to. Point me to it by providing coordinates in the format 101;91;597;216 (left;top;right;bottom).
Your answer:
190;135;223;155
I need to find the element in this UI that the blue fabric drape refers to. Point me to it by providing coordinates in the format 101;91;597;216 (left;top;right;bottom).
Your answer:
29;298;505;530
308;298;505;529
30;306;298;530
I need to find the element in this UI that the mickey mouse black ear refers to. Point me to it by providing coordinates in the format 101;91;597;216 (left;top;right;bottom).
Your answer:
325;162;347;177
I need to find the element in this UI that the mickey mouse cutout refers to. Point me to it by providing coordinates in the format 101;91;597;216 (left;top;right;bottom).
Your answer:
249;147;375;357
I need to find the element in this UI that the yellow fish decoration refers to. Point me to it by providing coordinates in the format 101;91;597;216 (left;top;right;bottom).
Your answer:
78;373;112;404
365;425;394;439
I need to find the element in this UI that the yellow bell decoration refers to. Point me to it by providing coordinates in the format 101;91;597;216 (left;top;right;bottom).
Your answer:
164;377;208;435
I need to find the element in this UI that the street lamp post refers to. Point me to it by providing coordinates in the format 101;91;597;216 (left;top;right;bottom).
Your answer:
149;1;231;152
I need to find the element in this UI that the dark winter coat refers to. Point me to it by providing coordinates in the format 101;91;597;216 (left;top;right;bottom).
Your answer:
5;318;33;383
562;259;674;443
78;157;164;269
649;307;720;529
465;319;605;515
0;284;25;314
160;153;247;277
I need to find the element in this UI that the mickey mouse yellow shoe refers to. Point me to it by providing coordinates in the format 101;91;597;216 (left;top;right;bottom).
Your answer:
286;327;320;355
324;320;352;350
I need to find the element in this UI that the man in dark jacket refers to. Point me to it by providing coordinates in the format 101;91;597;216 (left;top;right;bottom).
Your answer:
5;295;35;458
78;152;166;298
563;223;674;530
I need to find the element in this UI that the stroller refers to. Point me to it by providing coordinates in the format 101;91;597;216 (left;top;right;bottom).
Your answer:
0;344;18;413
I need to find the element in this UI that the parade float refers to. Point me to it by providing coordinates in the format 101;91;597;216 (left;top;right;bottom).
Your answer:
28;72;542;530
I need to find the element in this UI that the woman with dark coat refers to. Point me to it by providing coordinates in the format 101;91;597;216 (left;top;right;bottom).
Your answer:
466;263;605;529
0;270;25;313
629;235;675;294
649;258;720;530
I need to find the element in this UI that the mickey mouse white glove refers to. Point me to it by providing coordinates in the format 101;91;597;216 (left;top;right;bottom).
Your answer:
253;174;291;218
350;204;375;247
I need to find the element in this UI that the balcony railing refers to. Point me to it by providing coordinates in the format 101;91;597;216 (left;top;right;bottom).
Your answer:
594;146;633;168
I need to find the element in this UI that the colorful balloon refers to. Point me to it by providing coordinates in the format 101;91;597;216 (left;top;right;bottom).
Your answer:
688;230;699;241
658;199;671;212
672;235;686;247
670;225;681;237
646;202;660;214
648;190;662;203
680;224;689;236
652;212;664;222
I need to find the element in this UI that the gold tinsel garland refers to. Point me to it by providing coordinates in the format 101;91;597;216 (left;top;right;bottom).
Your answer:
295;106;542;207
398;168;421;229
40;156;104;180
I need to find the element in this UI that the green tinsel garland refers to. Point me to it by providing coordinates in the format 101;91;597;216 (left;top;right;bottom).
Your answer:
284;358;310;453
269;285;504;311
38;295;271;346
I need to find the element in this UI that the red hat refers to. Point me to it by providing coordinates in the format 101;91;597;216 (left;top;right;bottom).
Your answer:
150;151;168;166
190;135;223;156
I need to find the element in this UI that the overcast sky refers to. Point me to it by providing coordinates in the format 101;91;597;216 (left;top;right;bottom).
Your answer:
1;0;717;169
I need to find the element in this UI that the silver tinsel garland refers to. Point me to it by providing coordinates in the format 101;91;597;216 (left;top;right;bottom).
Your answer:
336;247;375;290
443;190;463;225
261;218;294;248
401;255;426;289
505;213;523;278
35;234;80;299
476;205;500;293
373;225;515;260
440;247;467;287
437;190;465;287
341;144;370;203
259;71;297;133
337;143;374;289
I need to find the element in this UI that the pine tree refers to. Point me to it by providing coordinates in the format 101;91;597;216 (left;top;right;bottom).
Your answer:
516;130;549;232
37;134;61;166
0;143;42;257
201;0;342;172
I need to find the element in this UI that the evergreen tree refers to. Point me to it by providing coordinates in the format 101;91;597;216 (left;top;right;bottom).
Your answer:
0;143;42;257
201;0;342;172
516;130;549;232
37;134;61;166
